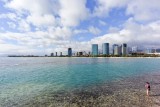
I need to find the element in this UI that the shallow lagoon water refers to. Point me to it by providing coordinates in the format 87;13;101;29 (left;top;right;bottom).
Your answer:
0;57;160;106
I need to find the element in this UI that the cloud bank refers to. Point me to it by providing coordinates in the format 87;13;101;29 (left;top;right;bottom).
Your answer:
0;0;160;55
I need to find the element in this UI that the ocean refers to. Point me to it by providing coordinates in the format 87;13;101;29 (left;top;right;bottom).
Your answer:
0;57;160;106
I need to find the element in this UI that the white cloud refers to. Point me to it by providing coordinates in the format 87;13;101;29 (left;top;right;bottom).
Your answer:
73;29;88;34
27;14;56;28
0;33;65;55
89;19;160;49
94;0;160;22
88;26;101;35
1;0;160;56
2;0;90;32
5;0;56;15
126;0;160;21
148;21;160;31
0;43;36;55
108;27;120;33
4;0;58;29
94;0;128;17
0;13;17;21
0;26;73;49
99;20;107;26
7;22;16;29
18;20;31;32
56;41;91;53
0;39;5;44
1;18;160;55
48;27;72;40
59;0;90;27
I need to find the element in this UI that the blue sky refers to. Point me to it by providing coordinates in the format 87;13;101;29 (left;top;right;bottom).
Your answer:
0;0;160;56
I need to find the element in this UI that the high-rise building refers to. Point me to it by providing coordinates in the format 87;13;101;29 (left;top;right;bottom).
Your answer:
113;44;119;55
88;52;91;55
51;53;54;57
122;43;127;56
60;52;62;56
56;52;57;56
118;45;122;55
92;44;98;56
68;48;72;57
113;44;117;55
156;49;160;53
102;43;109;55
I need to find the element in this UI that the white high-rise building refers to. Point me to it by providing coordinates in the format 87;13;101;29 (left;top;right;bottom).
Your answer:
113;44;119;55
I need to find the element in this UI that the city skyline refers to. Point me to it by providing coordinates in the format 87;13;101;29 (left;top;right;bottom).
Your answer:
0;0;160;56
50;43;160;56
7;42;160;57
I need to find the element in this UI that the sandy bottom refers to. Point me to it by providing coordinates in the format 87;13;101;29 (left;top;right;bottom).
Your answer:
3;72;160;107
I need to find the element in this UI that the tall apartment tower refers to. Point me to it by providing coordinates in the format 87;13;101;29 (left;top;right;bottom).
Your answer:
102;43;109;55
112;44;116;55
55;52;57;56
51;53;54;57
122;43;127;56
92;44;98;56
60;52;62;56
113;44;119;55
68;48;72;57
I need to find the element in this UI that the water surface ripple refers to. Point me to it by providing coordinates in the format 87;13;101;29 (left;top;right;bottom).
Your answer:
0;57;160;106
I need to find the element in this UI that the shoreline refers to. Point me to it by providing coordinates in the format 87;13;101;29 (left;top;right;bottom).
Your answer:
16;72;160;107
7;56;160;58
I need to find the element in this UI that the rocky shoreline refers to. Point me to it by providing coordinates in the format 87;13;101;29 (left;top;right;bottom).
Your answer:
5;72;160;107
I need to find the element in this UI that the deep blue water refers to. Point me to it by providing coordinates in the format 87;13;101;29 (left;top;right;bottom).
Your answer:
0;57;160;105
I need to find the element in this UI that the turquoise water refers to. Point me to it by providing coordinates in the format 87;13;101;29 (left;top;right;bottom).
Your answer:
0;57;160;105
